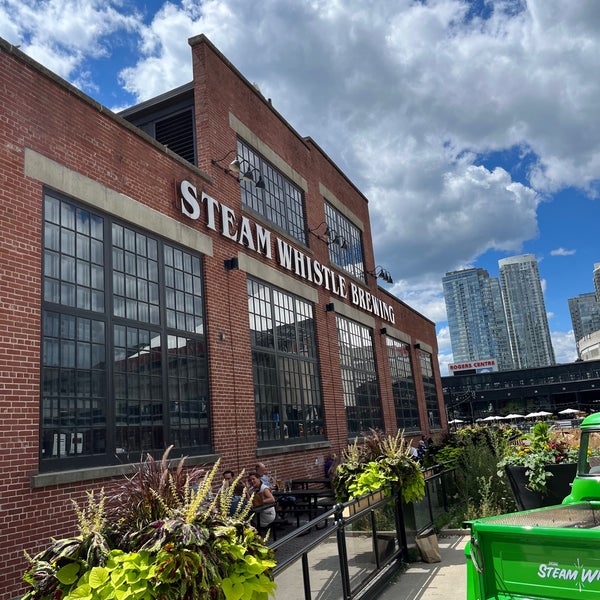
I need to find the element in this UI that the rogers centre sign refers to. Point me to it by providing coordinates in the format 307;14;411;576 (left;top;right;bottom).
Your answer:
179;180;395;324
449;359;497;372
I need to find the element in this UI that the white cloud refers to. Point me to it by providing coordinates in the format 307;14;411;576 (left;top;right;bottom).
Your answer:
435;325;453;377
2;0;595;373
392;277;447;323
550;247;576;256
552;330;578;364
367;164;540;281
5;1;599;280
118;1;205;97
0;0;140;81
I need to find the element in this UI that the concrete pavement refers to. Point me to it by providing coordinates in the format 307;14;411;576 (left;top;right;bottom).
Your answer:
377;533;469;600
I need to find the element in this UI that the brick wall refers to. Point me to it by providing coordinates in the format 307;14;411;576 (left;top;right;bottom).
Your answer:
0;36;443;598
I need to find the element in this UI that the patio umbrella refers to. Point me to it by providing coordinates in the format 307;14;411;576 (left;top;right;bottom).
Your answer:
448;419;464;424
558;408;581;415
525;412;540;418
482;415;501;421
537;411;553;417
504;413;524;419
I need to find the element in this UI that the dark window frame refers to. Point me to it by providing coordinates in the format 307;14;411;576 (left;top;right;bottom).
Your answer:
237;139;307;244
248;278;323;447
324;202;366;283
386;337;420;432
336;315;383;436
419;349;442;430
40;190;210;472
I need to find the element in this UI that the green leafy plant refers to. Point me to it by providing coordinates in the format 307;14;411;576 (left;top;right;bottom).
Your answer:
21;449;276;600
463;476;505;520
497;422;579;494
425;424;516;523
333;429;425;504
61;550;158;599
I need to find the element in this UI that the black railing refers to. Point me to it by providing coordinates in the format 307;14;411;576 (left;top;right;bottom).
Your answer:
268;463;460;600
270;489;404;600
404;463;460;543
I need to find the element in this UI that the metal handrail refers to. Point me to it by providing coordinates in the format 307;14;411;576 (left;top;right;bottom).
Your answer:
268;465;460;599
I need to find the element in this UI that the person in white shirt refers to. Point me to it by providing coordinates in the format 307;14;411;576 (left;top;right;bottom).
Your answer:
247;472;276;527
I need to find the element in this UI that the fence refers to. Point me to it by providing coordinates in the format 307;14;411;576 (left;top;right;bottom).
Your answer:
269;463;460;600
404;462;460;543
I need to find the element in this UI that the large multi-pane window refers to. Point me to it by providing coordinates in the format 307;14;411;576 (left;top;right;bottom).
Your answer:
41;191;209;471
337;316;382;435
248;279;323;445
386;338;419;432
324;202;365;282
237;139;306;244
419;350;442;430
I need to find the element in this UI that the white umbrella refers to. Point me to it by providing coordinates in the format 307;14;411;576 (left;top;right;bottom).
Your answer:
504;413;524;419
525;412;540;418
482;415;501;421
448;419;464;424
559;408;581;415
537;411;553;416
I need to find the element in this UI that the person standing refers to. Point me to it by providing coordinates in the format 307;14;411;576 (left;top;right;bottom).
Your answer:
409;443;419;461
417;440;427;463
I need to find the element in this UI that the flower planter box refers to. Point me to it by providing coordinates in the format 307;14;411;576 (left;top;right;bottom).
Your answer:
505;463;577;511
343;489;385;517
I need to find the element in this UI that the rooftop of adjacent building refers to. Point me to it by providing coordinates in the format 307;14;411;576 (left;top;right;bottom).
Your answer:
498;253;537;266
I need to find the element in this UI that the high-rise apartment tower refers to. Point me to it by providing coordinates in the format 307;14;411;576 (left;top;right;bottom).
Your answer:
443;268;513;371
568;292;600;356
594;263;600;303
499;254;555;369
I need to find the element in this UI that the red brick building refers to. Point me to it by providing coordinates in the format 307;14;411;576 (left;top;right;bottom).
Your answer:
0;34;444;597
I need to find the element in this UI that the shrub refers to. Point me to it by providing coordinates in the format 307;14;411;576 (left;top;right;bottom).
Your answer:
21;449;276;600
429;425;516;520
497;422;579;494
333;429;425;504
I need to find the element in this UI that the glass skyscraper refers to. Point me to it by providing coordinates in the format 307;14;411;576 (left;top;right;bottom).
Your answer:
499;254;555;369
442;268;513;371
594;263;600;303
568;264;600;360
569;292;600;353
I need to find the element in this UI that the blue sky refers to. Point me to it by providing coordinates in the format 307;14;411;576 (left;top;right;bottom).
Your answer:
2;0;599;374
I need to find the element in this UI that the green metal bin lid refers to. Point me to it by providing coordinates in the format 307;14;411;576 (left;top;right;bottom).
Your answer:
581;412;600;429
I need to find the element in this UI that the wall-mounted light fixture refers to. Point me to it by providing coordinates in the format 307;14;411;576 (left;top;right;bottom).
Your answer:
307;221;348;250
380;327;387;335
413;342;421;349
224;257;239;271
367;266;393;284
328;234;348;250
325;302;335;312
307;221;330;239
212;151;265;189
211;150;239;175
240;166;265;189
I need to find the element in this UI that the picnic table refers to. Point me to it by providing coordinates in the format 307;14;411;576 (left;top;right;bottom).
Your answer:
289;477;332;490
273;486;335;530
